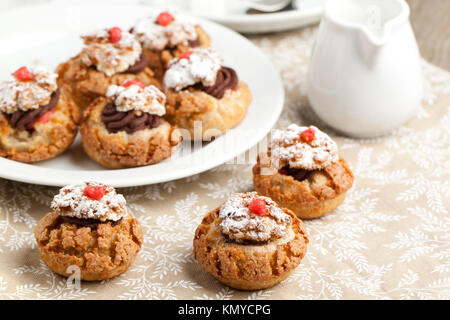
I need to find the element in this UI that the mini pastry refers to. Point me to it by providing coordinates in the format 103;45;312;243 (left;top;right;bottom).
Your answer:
0;66;79;163
193;192;308;290
253;124;354;219
56;26;160;110
164;48;252;141
81;80;181;168
131;9;210;79
35;182;143;281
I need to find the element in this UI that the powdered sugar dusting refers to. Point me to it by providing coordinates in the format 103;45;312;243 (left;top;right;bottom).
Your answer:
106;83;166;116
51;182;127;222
218;192;292;243
80;29;142;76
0;67;57;114
270;124;338;170
132;9;197;51
163;48;222;91
165;20;197;47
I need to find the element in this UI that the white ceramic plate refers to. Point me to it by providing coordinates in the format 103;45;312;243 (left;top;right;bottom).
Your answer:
0;2;284;187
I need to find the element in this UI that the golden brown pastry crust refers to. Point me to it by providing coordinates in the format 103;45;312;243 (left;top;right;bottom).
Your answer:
81;96;182;169
165;81;252;141
253;155;354;219
35;211;143;281
145;25;211;80
193;206;308;290
56;56;161;111
0;90;80;163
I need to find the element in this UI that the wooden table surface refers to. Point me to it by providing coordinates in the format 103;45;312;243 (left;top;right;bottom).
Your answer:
407;0;450;71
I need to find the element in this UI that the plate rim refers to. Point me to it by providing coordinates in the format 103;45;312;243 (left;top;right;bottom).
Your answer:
0;3;285;187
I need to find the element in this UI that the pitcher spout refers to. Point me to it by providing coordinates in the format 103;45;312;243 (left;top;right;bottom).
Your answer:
325;0;410;68
357;29;384;69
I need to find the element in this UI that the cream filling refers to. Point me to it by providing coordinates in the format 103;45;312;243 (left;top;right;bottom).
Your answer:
208;220;296;253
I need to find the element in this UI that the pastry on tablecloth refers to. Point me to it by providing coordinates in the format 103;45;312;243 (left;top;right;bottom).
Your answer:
81;80;181;168
193;192;308;290
253;124;354;219
0;66;79;163
56;26;160;110
35;182;143;281
164;48;251;141
131;9;210;79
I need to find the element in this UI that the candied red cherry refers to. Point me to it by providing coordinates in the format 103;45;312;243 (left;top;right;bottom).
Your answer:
35;109;55;124
300;128;315;143
14;66;34;81
122;80;146;89
248;198;268;216
109;26;122;43
179;51;192;60
157;11;174;26
83;185;107;200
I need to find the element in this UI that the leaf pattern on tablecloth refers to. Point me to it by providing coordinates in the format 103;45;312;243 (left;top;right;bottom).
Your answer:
0;27;449;300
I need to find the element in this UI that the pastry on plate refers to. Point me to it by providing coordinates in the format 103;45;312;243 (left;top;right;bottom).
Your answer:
56;26;160;110
0;66;79;163
81;80;181;168
131;9;210;78
253;124;354;219
164;48;252;141
193;192;308;290
35;182;143;281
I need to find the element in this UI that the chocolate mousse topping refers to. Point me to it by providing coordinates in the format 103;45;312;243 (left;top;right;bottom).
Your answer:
59;215;123;230
279;166;314;182
195;66;238;99
124;52;148;74
6;88;60;132
188;38;200;47
101;102;161;134
223;234;269;245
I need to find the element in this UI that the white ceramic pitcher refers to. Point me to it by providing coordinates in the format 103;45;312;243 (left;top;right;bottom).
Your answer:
307;0;423;137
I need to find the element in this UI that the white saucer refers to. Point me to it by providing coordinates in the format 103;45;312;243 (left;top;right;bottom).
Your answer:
183;0;325;33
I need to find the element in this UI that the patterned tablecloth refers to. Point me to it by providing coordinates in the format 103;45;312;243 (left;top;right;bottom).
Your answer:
0;26;449;300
